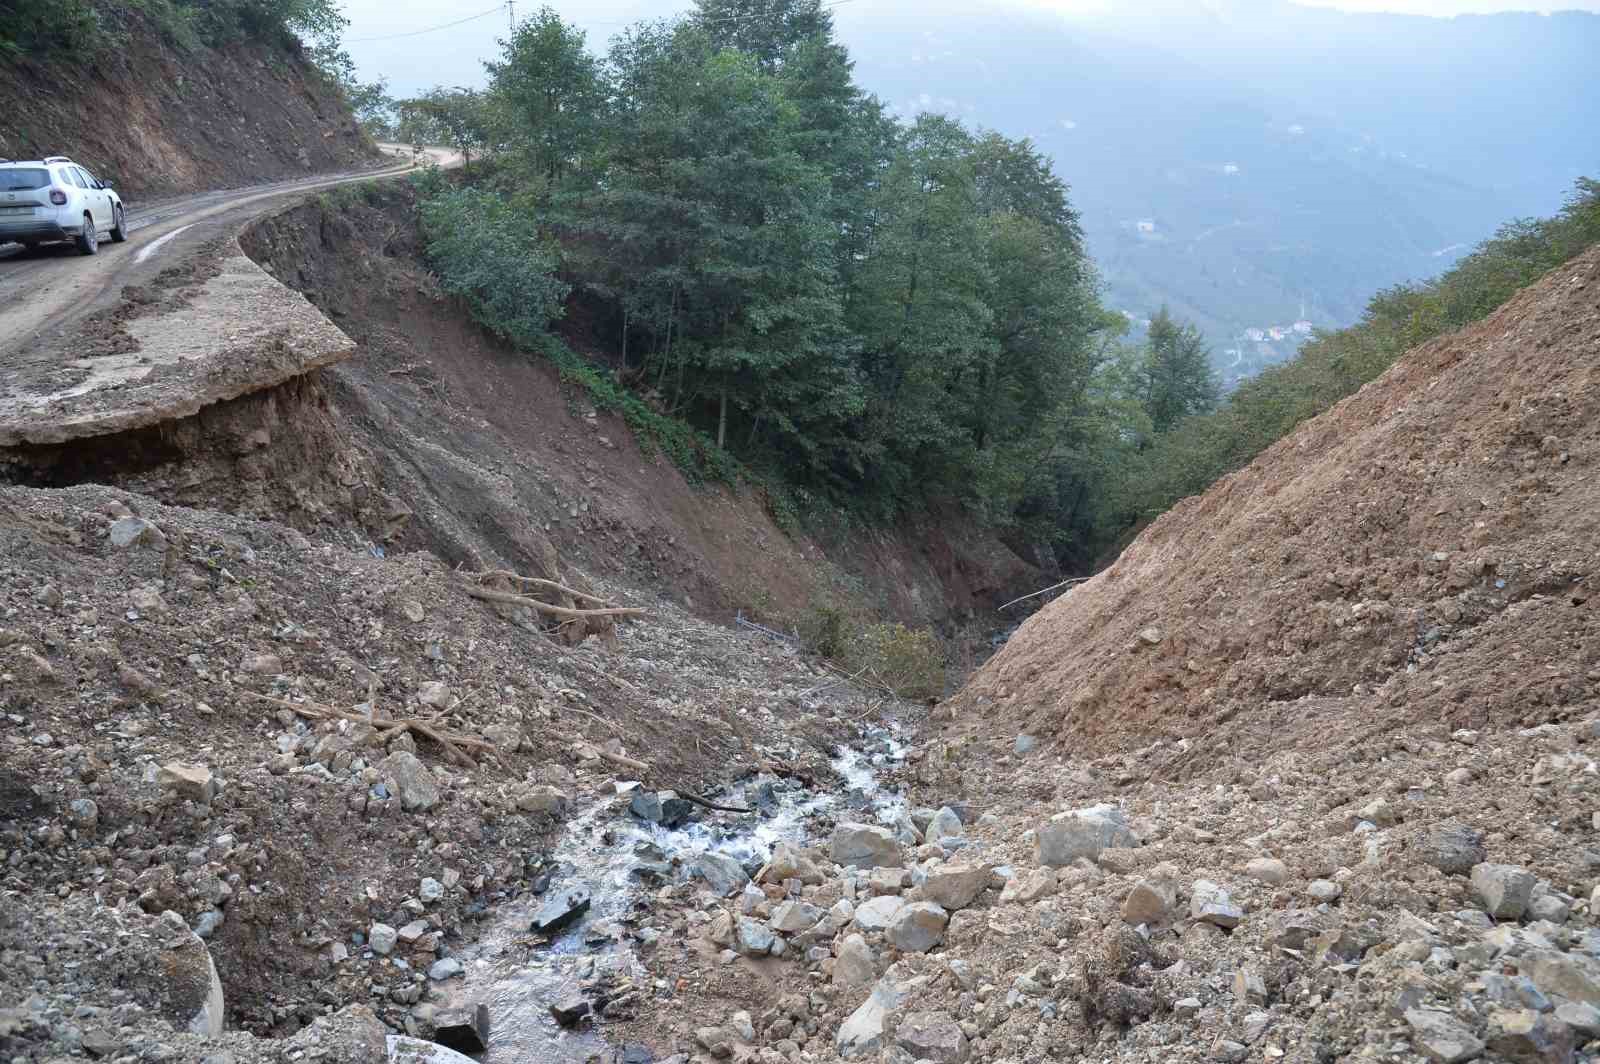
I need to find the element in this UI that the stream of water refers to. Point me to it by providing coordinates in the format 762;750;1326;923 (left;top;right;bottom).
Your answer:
448;725;907;1063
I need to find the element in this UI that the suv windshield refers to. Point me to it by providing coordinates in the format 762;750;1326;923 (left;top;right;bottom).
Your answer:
2;168;51;191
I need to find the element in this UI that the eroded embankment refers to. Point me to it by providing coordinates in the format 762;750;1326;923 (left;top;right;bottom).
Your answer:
235;186;1041;630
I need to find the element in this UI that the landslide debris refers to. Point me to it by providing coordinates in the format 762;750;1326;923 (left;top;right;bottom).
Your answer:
0;482;883;1062
597;712;1600;1063
957;246;1599;764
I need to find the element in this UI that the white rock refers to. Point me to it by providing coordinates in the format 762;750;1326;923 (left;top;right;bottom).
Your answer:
1191;880;1244;928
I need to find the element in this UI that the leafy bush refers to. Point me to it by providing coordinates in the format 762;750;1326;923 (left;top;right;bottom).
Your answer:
851;623;946;702
418;185;571;339
0;0;102;57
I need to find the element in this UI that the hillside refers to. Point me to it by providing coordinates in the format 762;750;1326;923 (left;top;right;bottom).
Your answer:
957;244;1600;762
834;2;1599;379
0;7;374;201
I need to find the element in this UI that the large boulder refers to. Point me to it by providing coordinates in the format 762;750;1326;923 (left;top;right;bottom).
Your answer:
770;901;823;933
377;752;440;813
921;863;991;910
735;917;776;957
689;851;750;897
836;965;926;1058
854;895;906;932
1405;1009;1484;1064
1471;863;1535;920
764;841;824;885
924;807;964;843
1036;803;1138;867
152;909;225;1037
1122;878;1177;927
1190;880;1244;929
887;902;949;953
1416;824;1487;876
834;933;878;988
1524;949;1600;1008
896;1011;970;1064
831;823;904;869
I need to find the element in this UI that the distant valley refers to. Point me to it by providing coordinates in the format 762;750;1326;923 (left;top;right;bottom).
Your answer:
835;0;1600;382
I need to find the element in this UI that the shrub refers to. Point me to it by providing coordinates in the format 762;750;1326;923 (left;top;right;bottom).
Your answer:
851;623;946;702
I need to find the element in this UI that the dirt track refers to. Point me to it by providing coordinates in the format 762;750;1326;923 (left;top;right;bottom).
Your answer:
0;146;451;358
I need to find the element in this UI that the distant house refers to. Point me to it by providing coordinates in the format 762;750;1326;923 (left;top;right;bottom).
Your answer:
1292;320;1313;335
1245;328;1266;343
1136;219;1157;234
1268;326;1287;341
1223;163;1240;175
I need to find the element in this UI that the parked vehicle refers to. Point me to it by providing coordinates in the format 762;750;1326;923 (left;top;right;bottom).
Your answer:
0;156;127;255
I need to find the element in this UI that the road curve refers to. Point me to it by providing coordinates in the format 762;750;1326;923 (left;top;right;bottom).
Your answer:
0;145;453;352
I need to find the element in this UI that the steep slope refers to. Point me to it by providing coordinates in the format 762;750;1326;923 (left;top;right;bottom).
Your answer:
230;187;1037;631
0;11;374;201
957;246;1600;763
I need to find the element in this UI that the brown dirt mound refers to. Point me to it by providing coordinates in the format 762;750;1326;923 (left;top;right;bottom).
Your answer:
955;247;1600;763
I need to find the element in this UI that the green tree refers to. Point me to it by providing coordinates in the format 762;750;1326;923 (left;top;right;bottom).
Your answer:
1138;308;1218;433
418;185;570;340
395;88;491;171
486;6;606;188
848;114;992;498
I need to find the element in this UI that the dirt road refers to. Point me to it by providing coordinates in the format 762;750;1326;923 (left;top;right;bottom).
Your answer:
0;145;451;353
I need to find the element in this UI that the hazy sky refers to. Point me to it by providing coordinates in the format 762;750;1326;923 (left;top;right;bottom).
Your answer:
341;0;1600;95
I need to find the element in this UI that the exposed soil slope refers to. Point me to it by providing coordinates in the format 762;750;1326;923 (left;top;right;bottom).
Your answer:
235;187;1038;629
0;13;373;201
958;246;1600;762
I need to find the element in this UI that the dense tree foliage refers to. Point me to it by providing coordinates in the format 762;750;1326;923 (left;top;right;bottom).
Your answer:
395;88;492;171
416;1;1128;544
405;2;1594;570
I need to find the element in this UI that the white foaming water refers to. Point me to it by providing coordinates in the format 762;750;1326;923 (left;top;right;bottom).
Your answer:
452;722;906;1062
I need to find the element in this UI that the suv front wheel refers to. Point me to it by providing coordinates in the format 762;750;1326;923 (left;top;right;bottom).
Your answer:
75;214;99;256
109;204;127;243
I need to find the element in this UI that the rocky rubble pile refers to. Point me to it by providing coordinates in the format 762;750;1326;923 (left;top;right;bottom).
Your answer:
610;713;1600;1064
0;483;878;1063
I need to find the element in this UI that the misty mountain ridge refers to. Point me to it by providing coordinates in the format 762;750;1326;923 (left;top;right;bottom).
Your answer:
833;1;1599;382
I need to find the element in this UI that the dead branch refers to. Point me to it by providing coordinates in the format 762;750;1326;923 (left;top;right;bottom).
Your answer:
596;748;651;774
471;569;610;606
676;791;753;814
459;585;646;621
558;703;625;736
246;693;493;769
998;577;1091;611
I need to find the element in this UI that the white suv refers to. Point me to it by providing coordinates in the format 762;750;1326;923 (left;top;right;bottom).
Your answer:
0;156;127;255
